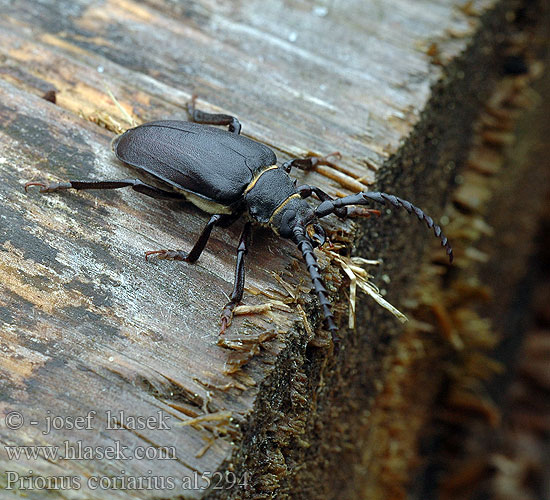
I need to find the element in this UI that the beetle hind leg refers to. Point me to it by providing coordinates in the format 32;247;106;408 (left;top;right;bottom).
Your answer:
187;95;242;135
24;178;184;200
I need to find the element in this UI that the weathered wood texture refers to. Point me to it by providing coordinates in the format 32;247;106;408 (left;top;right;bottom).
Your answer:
411;9;550;497
0;0;547;499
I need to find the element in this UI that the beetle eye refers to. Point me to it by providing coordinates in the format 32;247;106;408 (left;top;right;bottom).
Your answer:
279;210;296;238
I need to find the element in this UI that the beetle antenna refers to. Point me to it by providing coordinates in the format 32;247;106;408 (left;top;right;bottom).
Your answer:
315;191;453;263
293;226;338;338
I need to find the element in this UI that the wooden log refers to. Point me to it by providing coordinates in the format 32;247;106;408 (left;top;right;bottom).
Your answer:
0;0;547;499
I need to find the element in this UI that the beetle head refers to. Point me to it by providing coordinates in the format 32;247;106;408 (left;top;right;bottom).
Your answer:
271;197;316;242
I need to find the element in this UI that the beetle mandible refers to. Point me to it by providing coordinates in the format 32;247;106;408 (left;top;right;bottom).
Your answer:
25;97;453;341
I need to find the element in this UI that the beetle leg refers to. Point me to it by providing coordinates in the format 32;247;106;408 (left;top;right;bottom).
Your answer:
298;185;381;219
187;95;242;135
220;222;252;335
145;214;229;263
297;184;347;218
282;152;341;173
297;184;380;219
345;207;382;218
314;191;454;263
24;178;184;200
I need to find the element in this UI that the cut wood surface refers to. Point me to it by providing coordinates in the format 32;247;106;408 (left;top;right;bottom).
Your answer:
1;0;543;499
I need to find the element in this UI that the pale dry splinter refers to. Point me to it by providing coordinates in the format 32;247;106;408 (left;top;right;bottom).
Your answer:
25;97;453;343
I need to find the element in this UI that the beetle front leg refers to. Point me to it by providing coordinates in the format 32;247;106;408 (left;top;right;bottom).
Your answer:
297;184;347;218
297;184;380;219
220;222;252;335
282;152;341;173
187;95;242;135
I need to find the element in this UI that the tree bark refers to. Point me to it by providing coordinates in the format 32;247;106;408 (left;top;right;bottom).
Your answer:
0;0;548;499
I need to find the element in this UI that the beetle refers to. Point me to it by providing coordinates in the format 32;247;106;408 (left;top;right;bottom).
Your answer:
25;97;453;341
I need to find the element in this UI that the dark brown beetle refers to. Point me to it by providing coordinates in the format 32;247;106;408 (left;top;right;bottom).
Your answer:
26;99;452;342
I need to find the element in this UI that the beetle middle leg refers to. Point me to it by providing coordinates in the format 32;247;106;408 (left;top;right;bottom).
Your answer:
187;95;242;135
24;178;184;200
145;213;236;263
220;221;252;335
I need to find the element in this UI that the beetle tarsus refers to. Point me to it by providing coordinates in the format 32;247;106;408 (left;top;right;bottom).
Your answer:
282;152;341;173
145;249;189;262
218;222;252;335
219;308;233;335
346;207;381;218
24;181;71;193
187;95;242;135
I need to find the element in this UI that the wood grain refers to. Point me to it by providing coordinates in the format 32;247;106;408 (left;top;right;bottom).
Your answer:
1;0;536;498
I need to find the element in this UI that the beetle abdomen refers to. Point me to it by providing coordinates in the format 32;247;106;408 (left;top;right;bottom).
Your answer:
113;121;276;206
